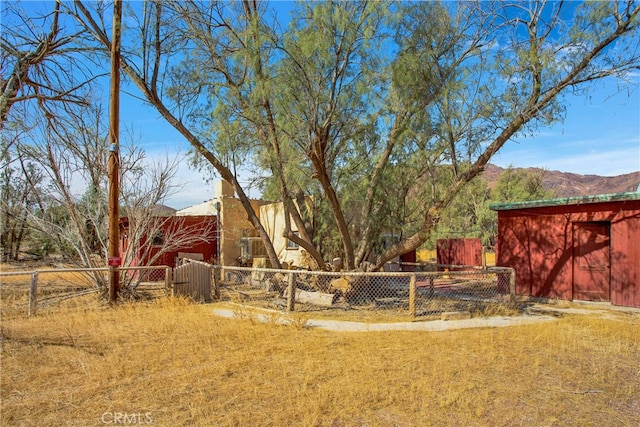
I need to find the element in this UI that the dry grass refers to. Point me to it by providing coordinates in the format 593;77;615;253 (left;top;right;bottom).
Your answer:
1;295;639;427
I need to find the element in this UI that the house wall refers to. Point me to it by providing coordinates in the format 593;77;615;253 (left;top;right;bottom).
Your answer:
120;216;218;269
496;200;640;308
176;180;270;267
259;202;309;268
219;197;270;266
164;216;218;267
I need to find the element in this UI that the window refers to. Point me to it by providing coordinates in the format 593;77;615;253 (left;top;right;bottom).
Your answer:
152;231;164;246
239;237;267;262
287;231;300;250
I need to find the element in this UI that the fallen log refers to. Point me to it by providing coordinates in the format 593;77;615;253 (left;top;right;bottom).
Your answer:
284;288;336;307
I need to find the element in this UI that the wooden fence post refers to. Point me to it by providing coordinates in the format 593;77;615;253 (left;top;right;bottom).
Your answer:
409;274;416;319
165;267;172;296
212;266;220;300
509;268;516;305
29;272;38;316
427;275;435;298
286;272;295;312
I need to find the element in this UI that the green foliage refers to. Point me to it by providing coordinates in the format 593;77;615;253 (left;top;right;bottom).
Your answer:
427;174;491;248
492;166;555;203
432;166;556;248
59;0;640;270
196;1;636;267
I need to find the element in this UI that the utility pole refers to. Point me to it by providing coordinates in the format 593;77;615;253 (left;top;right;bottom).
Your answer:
108;0;122;303
215;201;221;265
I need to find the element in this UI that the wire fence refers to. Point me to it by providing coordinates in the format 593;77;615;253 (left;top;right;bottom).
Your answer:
216;264;516;319
1;262;515;320
0;266;171;317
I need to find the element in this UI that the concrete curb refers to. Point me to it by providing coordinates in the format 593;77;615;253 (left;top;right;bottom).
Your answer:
211;308;557;332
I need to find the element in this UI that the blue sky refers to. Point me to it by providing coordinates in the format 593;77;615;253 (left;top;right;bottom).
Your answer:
115;2;639;209
130;76;639;209
492;79;639;177
6;1;640;209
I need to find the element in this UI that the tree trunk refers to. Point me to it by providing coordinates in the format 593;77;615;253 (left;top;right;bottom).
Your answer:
74;2;283;269
311;153;355;270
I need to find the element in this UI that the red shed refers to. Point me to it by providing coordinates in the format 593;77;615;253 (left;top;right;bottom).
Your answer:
490;192;640;308
437;238;483;268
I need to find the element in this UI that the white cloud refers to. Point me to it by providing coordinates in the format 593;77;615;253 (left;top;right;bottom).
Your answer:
165;164;216;209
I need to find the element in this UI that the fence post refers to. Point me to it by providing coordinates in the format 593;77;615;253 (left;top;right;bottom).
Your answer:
286;271;295;312
165;267;172;296
428;275;435;298
29;272;38;316
212;266;220;300
509;268;516;305
409;274;416;319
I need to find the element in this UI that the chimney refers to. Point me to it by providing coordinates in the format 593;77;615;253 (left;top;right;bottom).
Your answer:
215;180;235;198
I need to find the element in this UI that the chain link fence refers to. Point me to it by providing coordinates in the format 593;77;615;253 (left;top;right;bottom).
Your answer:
1;262;515;320
215;265;516;319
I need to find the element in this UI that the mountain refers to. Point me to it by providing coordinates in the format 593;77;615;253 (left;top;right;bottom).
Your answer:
482;164;640;198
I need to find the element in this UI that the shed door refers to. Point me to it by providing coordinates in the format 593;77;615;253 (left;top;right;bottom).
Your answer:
572;222;610;301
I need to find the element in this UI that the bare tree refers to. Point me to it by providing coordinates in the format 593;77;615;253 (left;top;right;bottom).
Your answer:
70;0;284;269
0;129;45;261
0;0;99;130
0;0;103;262
10;101;206;296
118;148;217;295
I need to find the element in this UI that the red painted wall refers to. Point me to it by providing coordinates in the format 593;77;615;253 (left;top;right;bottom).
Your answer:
399;250;417;271
120;216;218;269
437;238;483;268
495;199;640;308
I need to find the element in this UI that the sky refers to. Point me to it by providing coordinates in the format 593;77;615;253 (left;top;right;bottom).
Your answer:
6;1;640;210
491;79;640;178
130;77;639;210
112;3;640;210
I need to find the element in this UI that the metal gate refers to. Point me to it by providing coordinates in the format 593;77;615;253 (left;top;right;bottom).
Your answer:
173;260;212;302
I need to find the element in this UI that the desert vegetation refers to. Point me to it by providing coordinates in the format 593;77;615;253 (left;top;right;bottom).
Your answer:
2;2;639;422
3;1;639;276
1;294;638;426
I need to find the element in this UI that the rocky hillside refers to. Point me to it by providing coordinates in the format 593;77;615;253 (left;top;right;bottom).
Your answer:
482;164;640;198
